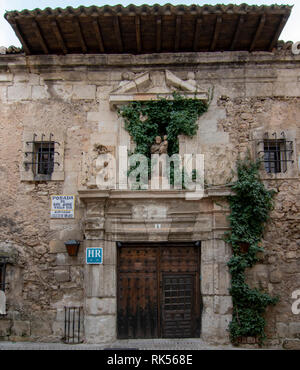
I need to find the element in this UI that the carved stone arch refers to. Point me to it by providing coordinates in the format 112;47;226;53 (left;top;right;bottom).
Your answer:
109;70;208;109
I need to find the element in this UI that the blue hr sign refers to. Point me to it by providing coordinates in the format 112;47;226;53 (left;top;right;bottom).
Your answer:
86;248;103;264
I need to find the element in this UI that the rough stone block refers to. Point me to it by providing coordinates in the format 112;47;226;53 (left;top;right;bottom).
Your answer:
32;85;49;100
214;212;229;229
86;264;116;298
54;269;70;283
58;228;83;242
0;86;7;101
86;298;116;315
49;83;73;99
11;321;30;337
270;270;282;283
0;73;13;82
201;240;214;263
214;296;232;315
288;322;300;337
0;320;11;337
283;339;300;350
215;263;231;295
52;321;64;337
87;112;102;121
7;84;31;100
49;239;65;254
277;322;289;338
31;320;52;337
201;263;215;295
72;85;96;100
84;315;116;343
14;73;40;84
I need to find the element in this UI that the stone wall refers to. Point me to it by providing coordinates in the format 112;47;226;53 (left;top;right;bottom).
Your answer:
0;51;300;347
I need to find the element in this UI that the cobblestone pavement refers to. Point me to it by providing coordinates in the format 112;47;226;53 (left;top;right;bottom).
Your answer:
0;338;264;350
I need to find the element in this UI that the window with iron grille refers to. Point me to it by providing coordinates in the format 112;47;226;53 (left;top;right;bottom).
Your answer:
34;142;55;176
0;257;8;292
258;133;294;174
24;134;60;180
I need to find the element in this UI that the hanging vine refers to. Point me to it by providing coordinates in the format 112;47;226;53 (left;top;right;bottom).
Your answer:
225;157;279;345
118;92;208;156
118;92;208;186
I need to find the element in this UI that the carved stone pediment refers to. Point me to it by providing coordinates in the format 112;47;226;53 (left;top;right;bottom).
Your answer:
109;70;208;109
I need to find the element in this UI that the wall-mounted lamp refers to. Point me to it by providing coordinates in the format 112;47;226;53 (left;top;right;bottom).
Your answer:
64;240;81;256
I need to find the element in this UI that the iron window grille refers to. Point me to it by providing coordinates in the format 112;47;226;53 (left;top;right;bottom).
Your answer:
0;257;8;292
24;134;60;180
257;132;294;174
63;306;84;344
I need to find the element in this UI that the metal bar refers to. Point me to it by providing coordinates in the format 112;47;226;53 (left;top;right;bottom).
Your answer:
157;246;161;337
73;307;75;343
78;307;81;343
48;134;51;175
68;308;71;342
23;162;60;166
64;307;67;341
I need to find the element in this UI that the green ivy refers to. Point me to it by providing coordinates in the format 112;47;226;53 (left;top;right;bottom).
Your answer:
118;92;208;158
225;157;279;345
118;93;208;187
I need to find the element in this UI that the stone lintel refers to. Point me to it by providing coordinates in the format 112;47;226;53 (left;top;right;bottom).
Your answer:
78;187;232;202
109;92;208;109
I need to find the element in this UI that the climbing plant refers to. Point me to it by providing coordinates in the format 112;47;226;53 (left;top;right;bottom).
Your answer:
118;92;208;186
225;157;279;346
118;92;208;157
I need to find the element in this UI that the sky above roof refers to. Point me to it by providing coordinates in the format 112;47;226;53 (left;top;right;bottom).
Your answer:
0;0;298;47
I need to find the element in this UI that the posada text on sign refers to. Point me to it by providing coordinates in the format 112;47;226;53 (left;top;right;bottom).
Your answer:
51;195;75;219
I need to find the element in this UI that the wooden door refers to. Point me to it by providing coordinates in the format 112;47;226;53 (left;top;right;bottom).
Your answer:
161;274;195;338
117;242;201;339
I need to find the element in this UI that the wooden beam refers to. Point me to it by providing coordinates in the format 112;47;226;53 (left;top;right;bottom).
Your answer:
268;14;289;52
193;17;202;51
230;15;245;51
51;19;67;54
32;18;49;54
92;19;105;53
156;16;162;52
135;15;142;53
210;16;222;51
73;17;87;53
174;15;182;51
113;16;123;53
10;20;31;55
250;14;266;51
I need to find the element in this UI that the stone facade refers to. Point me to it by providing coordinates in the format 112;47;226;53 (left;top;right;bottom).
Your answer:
0;50;300;347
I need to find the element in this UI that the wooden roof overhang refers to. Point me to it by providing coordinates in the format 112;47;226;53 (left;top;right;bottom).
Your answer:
4;3;292;55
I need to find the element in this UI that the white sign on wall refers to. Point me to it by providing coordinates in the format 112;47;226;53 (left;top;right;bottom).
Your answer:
51;195;75;219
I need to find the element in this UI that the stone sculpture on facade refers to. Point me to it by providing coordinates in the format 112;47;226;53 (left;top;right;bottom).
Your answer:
150;135;168;155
